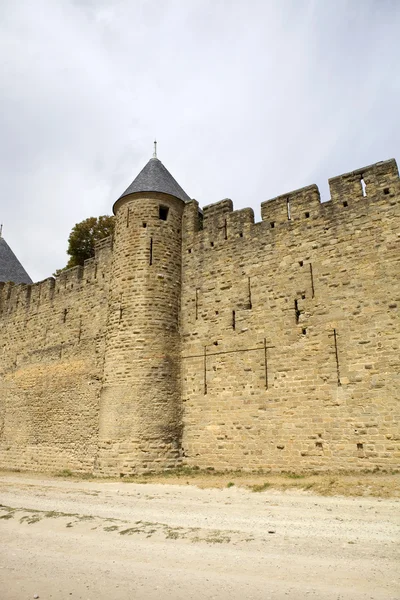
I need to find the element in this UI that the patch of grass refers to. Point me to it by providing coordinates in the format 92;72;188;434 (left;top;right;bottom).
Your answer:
45;510;63;518
0;513;14;520
206;534;231;544
250;482;271;492
166;530;180;539
45;510;77;519
122;465;245;483
20;514;41;525
79;472;95;480
54;469;73;478
119;527;142;536
2;467;398;498
227;482;235;488
104;525;119;532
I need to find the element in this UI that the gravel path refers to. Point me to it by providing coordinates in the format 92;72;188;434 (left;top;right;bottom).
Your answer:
0;473;399;600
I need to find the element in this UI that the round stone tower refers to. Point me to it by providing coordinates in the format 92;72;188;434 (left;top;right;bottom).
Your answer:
96;150;190;476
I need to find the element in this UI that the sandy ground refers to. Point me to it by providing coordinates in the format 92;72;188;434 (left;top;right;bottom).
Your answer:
0;473;399;600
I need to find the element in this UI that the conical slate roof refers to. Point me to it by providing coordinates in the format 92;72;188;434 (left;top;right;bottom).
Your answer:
0;237;33;284
115;157;191;211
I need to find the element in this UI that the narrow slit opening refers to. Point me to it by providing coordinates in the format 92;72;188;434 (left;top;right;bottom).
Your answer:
360;176;367;197
294;299;300;324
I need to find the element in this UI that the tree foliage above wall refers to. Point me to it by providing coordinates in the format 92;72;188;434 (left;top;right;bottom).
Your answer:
54;215;114;276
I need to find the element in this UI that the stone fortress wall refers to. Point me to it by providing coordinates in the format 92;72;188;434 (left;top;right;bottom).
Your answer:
180;159;400;472
0;239;112;472
0;158;399;475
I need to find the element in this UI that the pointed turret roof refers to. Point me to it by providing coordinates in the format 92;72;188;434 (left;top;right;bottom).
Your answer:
115;156;191;212
0;237;33;284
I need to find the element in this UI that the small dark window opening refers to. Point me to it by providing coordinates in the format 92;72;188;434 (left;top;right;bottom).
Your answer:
188;248;192;254
315;441;322;448
270;222;275;229
302;294;306;299
232;310;236;330
239;232;243;237
357;443;363;451
210;241;214;247
299;261;303;267
343;201;348;207
159;205;169;220
142;222;147;228
384;187;390;195
305;212;310;218
63;308;68;323
302;328;307;335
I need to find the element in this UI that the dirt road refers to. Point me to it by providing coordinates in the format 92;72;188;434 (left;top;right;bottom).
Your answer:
0;473;399;600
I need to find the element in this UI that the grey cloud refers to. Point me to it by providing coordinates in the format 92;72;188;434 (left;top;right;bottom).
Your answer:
0;0;399;281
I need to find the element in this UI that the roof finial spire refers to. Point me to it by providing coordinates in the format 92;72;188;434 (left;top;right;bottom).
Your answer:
153;139;157;159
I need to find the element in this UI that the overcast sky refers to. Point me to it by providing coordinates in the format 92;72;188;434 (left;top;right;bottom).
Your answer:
1;0;399;282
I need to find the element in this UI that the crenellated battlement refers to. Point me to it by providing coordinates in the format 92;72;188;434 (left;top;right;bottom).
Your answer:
0;234;113;319
183;158;399;249
328;158;399;203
